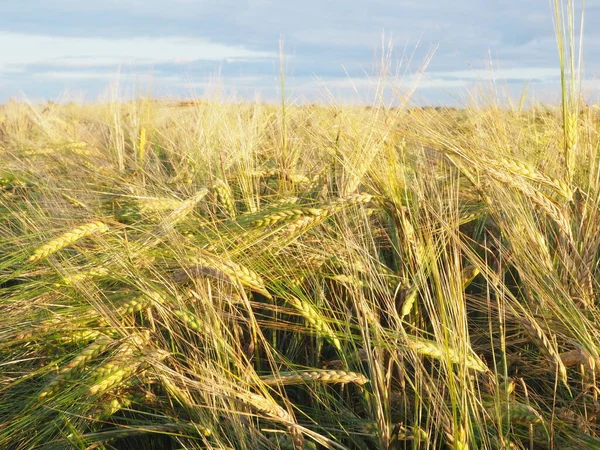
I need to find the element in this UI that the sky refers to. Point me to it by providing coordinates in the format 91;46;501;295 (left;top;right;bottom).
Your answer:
1;1;599;106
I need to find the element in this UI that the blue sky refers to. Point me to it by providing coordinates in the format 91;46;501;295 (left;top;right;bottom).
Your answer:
0;1;597;105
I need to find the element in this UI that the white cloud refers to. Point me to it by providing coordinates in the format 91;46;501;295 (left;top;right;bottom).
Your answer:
0;32;274;70
429;67;559;81
301;66;560;93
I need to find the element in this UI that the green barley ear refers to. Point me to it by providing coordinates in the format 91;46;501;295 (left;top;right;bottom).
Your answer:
407;336;487;372
38;335;116;399
400;285;418;320
552;0;583;181
286;296;342;351
487;402;544;425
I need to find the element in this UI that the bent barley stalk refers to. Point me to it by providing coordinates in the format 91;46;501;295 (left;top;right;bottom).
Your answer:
28;221;110;263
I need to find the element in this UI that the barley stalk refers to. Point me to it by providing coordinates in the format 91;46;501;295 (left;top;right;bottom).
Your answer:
564;111;578;178
29;221;110;263
137;127;147;167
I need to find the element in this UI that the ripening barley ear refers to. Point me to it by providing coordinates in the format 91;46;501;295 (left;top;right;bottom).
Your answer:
485;401;543;426
260;369;369;386
519;315;568;386
189;253;271;298
212;179;237;219
28;221;110;263
285;295;342;351
406;336;487;372
38;335;116;400
239;391;305;450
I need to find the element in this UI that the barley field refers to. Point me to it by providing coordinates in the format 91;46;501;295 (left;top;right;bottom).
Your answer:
0;90;599;450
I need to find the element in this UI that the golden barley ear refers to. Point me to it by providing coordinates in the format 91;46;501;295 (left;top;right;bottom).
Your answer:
260;369;369;386
212;179;237;219
28;221;110;263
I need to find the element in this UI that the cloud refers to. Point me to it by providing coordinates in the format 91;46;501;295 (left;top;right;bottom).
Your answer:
0;1;597;105
0;32;274;72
